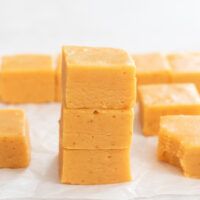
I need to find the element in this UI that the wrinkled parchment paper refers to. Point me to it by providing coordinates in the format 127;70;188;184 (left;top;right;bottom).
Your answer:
0;103;200;200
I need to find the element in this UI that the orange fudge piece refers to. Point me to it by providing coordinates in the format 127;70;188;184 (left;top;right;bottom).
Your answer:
0;57;2;99
132;53;171;85
59;148;131;184
60;108;133;149
158;115;200;178
0;109;30;168
168;53;200;91
1;55;55;103
55;55;62;102
62;46;136;109
138;83;200;136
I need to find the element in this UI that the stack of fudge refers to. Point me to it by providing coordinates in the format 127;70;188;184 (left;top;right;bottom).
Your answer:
59;46;136;184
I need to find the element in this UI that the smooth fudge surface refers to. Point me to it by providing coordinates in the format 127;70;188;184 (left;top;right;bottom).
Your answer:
158;115;200;178
59;148;131;185
0;109;30;168
62;46;136;109
138;83;200;136
168;53;200;91
132;53;171;85
60;108;133;149
1;54;55;103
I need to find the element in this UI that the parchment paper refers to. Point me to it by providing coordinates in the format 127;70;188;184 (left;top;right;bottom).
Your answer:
0;103;199;200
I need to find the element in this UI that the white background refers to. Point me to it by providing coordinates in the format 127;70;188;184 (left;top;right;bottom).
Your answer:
0;0;200;55
1;1;200;200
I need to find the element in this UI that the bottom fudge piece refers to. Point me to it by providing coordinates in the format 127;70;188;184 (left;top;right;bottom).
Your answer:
158;115;200;178
0;109;30;168
60;108;133;149
138;83;200;136
59;148;131;184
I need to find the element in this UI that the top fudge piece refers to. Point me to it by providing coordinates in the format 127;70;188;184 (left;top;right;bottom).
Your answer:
168;53;200;91
0;109;30;168
132;53;171;85
1;55;55;103
158;115;200;178
138;83;200;136
62;46;136;109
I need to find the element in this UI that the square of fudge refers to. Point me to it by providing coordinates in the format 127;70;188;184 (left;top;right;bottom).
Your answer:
55;55;62;102
60;108;133;149
0;57;2;99
1;54;55;103
59;148;131;184
0;109;30;168
158;115;200;178
132;53;171;85
168;53;200;91
62;46;136;109
138;83;200;136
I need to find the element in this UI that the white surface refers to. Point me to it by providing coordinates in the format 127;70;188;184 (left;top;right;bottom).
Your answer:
0;1;200;199
1;0;200;54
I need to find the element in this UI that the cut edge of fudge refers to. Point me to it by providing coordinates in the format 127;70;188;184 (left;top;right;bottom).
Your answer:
0;109;31;168
158;115;200;178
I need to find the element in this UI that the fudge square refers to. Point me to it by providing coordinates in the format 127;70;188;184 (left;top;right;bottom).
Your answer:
59;148;131;184
62;46;136;109
158;115;200;178
132;53;171;85
138;83;200;136
1;54;55;103
60;108;133;149
0;109;30;168
55;55;62;102
168;53;200;91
